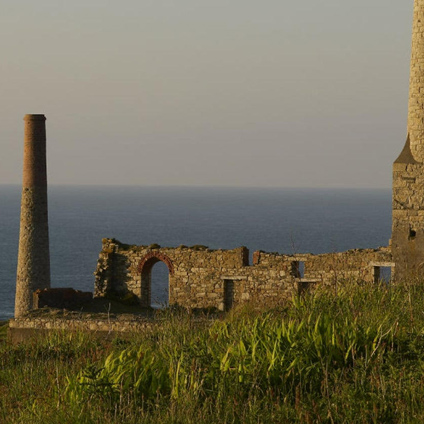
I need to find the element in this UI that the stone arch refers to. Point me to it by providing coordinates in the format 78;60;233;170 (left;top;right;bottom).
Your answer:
137;252;174;307
137;252;174;275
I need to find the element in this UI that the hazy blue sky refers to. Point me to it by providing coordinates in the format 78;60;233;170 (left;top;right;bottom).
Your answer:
0;0;414;188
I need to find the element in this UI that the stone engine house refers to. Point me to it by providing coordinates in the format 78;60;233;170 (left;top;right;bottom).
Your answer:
94;240;392;311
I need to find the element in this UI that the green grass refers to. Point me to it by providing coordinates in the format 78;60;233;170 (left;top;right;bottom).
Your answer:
0;320;8;343
3;281;424;423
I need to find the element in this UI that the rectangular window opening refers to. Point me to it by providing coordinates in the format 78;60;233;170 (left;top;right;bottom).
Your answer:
224;280;235;311
291;261;305;279
374;266;392;284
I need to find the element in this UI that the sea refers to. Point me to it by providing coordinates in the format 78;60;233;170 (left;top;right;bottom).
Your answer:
0;185;392;320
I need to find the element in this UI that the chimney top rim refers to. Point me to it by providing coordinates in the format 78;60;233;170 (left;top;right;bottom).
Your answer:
23;114;46;121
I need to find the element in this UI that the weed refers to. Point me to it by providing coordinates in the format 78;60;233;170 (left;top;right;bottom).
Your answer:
4;282;424;422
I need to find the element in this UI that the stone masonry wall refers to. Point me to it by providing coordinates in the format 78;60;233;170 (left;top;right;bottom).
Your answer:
8;314;157;344
33;288;93;310
408;0;424;162
94;239;392;311
392;158;424;280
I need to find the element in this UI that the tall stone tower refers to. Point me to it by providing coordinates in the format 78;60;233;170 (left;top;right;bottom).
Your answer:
392;0;424;280
15;114;51;317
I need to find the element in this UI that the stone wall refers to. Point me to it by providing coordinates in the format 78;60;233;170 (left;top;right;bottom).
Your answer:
392;143;424;280
8;313;156;344
94;239;392;311
33;288;93;310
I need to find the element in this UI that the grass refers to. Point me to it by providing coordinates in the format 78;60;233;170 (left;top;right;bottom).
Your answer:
3;281;424;423
0;321;8;343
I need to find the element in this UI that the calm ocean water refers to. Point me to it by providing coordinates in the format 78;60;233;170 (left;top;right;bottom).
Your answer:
0;185;392;320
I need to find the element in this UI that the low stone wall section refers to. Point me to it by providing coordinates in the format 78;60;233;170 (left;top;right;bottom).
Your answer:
33;288;93;310
8;314;156;343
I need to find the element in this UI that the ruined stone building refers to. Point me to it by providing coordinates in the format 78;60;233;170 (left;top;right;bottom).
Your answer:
93;240;392;311
13;0;424;317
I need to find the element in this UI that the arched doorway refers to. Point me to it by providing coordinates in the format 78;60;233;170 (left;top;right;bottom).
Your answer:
151;261;169;308
137;253;174;308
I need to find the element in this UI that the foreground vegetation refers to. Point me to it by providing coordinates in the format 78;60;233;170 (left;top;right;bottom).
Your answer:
3;282;424;423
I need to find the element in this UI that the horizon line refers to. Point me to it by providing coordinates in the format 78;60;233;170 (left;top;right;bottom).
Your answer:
0;183;392;190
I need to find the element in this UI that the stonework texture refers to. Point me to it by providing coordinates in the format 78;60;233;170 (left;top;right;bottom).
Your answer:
8;314;157;344
392;0;424;280
392;160;424;279
15;115;51;318
94;239;392;311
408;0;424;162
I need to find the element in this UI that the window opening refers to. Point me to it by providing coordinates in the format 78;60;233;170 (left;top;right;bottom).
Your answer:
291;261;305;279
373;266;392;284
224;280;235;311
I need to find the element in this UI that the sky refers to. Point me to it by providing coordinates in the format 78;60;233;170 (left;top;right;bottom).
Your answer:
0;0;414;188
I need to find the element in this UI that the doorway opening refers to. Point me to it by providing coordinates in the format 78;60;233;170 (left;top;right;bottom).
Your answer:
150;261;169;308
224;279;235;311
139;253;174;308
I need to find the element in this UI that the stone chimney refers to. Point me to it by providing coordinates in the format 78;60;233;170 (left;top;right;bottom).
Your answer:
408;0;424;162
392;0;424;280
15;114;51;317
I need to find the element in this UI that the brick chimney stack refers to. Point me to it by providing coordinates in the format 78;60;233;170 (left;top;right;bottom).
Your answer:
15;114;51;317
